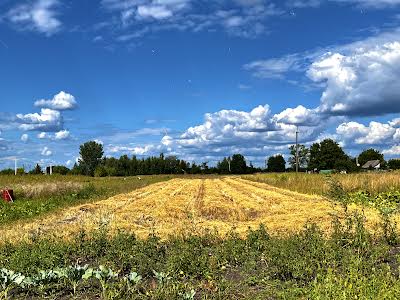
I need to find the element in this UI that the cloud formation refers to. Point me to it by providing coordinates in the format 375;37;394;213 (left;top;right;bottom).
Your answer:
34;91;77;111
4;0;61;36
309;42;400;116
15;91;77;136
41;146;52;156
246;29;400;118
54;130;70;140
20;134;29;143
287;0;400;8
16;108;63;132
101;0;281;40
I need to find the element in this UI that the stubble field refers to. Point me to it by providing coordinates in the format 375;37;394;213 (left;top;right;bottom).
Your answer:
0;176;382;243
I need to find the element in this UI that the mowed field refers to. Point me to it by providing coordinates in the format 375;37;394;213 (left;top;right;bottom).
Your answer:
0;176;382;243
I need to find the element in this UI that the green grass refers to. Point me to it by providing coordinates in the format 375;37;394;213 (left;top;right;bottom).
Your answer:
0;212;399;299
0;175;171;225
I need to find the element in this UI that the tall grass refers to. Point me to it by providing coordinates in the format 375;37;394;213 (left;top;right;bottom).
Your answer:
243;172;400;196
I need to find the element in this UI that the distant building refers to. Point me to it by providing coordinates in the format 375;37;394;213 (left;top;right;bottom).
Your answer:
362;160;381;170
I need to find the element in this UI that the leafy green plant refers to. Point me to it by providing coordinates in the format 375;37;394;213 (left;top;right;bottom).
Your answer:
124;271;142;292
0;268;25;299
85;266;119;299
153;270;171;285
55;264;90;295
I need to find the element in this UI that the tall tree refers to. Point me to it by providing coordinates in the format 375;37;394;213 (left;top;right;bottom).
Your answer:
79;141;104;176
267;155;286;172
30;164;43;175
288;144;309;170
217;157;230;174
358;148;385;167
230;154;247;174
308;139;349;171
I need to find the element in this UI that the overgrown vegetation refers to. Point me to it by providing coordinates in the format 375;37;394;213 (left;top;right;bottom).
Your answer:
0;211;399;299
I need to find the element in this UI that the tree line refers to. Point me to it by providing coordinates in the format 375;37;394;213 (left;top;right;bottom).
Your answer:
267;139;400;173
1;139;400;176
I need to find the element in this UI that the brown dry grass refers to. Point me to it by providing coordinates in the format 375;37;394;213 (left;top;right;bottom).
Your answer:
243;172;400;196
0;177;386;243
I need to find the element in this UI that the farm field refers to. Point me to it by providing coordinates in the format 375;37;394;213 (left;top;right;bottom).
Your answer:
1;174;400;299
0;176;385;243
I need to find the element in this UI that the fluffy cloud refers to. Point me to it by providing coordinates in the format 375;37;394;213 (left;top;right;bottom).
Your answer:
41;146;52;156
309;42;400;116
156;104;324;161
245;29;400;118
54;129;70;140
101;104;325;163
5;0;61;36
107;144;156;156
14;92;76;138
273;105;321;126
383;145;400;155
20;134;29;142
16;108;63;132
37;132;48;139
337;120;399;145
34;91;77;111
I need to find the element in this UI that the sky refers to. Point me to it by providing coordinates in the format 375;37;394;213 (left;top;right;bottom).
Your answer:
1;0;400;169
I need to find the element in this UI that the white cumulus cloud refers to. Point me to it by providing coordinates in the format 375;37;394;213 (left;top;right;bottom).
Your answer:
337;120;399;145
20;134;29;142
34;91;77;111
309;42;400;116
54;129;70;140
41;146;52;156
16;108;63;132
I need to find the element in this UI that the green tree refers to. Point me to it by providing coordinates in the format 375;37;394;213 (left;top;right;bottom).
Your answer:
230;154;247;174
358;148;385;167
267;155;286;172
388;159;400;170
79;141;104;176
217;158;230;174
308;139;349;171
30;164;43;175
288;144;309;170
52;166;70;175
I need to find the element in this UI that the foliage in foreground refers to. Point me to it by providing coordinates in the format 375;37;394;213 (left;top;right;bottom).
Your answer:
0;211;400;299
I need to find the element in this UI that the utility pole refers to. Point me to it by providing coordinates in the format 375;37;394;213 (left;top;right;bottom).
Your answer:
14;158;18;176
228;157;231;173
295;126;299;173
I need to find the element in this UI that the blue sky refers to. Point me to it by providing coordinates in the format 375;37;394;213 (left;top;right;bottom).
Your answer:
1;0;400;169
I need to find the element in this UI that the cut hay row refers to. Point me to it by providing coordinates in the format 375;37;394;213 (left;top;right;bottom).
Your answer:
0;177;386;243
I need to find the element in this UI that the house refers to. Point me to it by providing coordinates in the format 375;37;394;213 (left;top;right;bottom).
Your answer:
362;160;381;170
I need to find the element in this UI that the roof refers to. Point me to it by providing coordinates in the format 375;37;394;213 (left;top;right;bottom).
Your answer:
362;160;381;169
